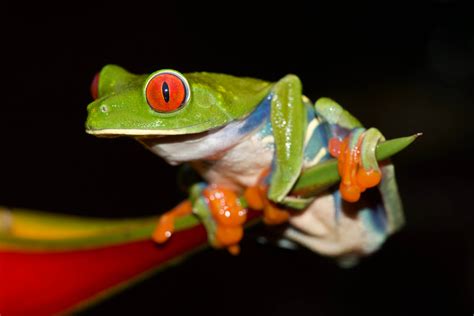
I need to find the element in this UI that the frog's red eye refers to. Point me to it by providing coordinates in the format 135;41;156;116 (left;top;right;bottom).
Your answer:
90;72;100;100
145;72;190;113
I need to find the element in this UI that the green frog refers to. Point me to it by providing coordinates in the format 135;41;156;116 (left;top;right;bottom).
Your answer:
86;65;403;257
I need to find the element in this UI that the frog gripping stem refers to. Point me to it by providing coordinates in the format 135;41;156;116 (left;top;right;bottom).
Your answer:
328;127;384;202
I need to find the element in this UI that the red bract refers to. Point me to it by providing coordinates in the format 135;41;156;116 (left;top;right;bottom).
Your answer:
0;225;207;315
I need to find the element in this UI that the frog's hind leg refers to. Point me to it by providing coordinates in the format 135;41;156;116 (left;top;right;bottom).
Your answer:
315;98;385;202
314;97;404;230
314;97;363;130
377;162;404;233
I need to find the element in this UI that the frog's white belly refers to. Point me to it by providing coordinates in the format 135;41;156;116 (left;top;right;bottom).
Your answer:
191;131;274;191
139;117;274;191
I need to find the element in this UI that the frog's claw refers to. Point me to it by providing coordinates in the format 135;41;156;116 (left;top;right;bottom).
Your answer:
152;200;193;243
328;127;385;202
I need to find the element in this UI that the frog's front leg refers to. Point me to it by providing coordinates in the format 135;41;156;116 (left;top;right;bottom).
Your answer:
152;183;247;255
200;185;247;255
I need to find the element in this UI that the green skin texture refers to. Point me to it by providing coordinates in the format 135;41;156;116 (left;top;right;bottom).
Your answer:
86;65;382;205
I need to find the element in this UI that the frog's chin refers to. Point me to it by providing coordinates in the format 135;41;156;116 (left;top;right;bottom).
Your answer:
135;119;250;164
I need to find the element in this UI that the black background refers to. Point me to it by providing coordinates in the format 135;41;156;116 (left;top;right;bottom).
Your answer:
2;1;473;315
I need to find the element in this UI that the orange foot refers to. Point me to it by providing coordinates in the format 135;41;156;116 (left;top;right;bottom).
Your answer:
152;200;193;243
202;185;247;255
244;171;290;226
329;133;382;202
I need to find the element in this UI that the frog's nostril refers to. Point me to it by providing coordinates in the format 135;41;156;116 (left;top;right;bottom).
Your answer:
91;72;100;100
100;105;109;113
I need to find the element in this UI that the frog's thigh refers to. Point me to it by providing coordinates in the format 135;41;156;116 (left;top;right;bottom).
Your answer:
284;193;382;257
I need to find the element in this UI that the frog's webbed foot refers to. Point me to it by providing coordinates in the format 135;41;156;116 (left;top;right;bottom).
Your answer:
329;127;385;202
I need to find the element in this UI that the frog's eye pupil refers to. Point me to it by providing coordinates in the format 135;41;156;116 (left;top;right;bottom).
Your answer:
146;72;189;113
162;81;170;103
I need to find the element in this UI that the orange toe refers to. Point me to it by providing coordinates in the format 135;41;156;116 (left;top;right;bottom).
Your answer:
263;202;290;225
152;200;193;244
152;215;174;243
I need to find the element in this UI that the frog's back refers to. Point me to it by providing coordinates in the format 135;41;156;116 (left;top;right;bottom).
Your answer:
185;72;272;94
187;72;270;104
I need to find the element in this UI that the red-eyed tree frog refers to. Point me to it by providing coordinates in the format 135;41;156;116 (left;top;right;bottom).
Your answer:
86;65;404;260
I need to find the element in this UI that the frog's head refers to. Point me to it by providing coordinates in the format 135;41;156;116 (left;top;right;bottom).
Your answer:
85;65;272;137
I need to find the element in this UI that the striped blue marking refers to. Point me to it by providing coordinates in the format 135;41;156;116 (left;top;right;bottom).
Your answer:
237;94;272;135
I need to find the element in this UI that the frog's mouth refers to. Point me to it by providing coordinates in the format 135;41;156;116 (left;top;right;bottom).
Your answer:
85;121;214;137
86;128;180;137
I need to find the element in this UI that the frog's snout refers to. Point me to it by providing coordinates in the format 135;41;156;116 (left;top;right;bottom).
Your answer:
85;98;110;134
